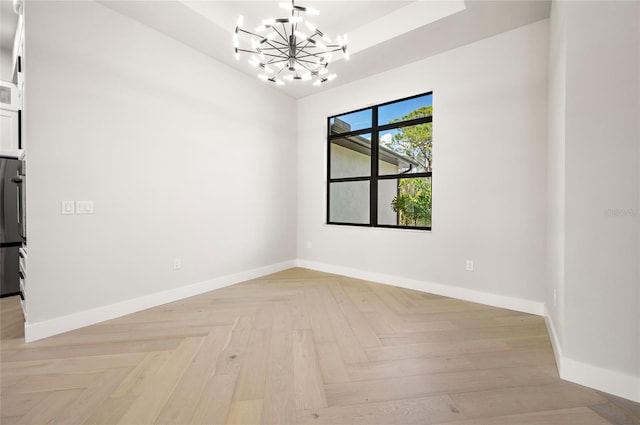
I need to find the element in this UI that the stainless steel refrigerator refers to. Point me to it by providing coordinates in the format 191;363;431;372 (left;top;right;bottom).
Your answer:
0;156;22;297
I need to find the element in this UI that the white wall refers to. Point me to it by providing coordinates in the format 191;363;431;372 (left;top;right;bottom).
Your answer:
546;0;567;349
24;1;297;324
546;0;640;401
1;47;13;81
298;20;549;307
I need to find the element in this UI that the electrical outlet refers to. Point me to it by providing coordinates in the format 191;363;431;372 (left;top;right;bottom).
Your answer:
173;258;182;270
465;260;474;272
306;240;311;249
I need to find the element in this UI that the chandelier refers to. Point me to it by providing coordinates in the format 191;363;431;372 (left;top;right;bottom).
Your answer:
233;1;349;86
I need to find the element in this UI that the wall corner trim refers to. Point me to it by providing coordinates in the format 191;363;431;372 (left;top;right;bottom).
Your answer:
544;306;640;403
24;260;297;343
296;259;545;315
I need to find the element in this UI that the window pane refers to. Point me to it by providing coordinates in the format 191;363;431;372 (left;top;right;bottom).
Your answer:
329;181;370;224
378;94;432;126
379;123;432;175
330;134;372;178
330;109;372;135
378;177;431;227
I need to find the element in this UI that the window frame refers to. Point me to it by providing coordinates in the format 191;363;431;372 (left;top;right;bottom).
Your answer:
326;92;433;231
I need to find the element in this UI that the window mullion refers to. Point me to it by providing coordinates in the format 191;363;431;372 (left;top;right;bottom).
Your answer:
370;107;379;227
326;117;332;224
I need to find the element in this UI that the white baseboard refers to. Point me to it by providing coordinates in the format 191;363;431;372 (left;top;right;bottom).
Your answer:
24;260;297;343
543;309;564;370
303;259;639;402
23;258;640;403
561;356;640;403
296;259;545;316
544;307;640;403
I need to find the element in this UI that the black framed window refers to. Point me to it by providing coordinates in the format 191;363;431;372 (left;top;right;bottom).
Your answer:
327;92;433;230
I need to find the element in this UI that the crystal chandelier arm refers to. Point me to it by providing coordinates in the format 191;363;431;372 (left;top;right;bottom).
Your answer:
260;38;289;49
297;38;314;50
295;46;342;60
237;28;263;38
261;52;288;59
236;48;260;54
273;65;286;77
271;26;288;44
259;42;290;58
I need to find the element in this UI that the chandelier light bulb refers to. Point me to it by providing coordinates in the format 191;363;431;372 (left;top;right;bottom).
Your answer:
232;0;348;87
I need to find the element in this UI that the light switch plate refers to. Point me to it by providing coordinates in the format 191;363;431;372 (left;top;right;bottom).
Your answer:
76;200;94;214
61;201;75;215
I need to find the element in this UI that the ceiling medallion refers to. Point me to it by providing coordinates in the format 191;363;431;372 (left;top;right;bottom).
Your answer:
233;1;349;86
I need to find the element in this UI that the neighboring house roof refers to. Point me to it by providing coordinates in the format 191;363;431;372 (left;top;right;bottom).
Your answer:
330;118;422;171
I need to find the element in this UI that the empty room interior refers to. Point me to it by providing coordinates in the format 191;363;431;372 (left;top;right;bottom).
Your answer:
0;0;639;424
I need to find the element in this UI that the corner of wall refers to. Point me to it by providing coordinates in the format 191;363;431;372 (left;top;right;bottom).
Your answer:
544;304;640;403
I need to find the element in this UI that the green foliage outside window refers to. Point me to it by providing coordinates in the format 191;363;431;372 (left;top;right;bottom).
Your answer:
391;178;432;227
387;106;433;227
381;106;433;172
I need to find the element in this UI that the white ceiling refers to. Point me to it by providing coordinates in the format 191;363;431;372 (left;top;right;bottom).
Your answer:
2;1;551;98
100;0;551;99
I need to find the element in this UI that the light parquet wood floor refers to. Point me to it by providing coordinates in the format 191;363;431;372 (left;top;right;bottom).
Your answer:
1;268;639;424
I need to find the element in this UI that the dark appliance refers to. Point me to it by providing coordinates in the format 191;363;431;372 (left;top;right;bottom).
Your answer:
0;155;23;297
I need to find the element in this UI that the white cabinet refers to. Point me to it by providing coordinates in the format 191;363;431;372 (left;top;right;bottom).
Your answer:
0;81;18;111
0;81;20;153
0;108;19;152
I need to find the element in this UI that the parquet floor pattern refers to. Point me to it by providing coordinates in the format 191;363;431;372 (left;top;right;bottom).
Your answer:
1;268;639;424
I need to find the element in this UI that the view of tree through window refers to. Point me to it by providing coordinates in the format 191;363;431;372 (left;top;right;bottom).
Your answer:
327;93;433;230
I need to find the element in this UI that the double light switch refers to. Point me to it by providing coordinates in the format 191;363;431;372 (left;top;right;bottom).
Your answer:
61;200;94;215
